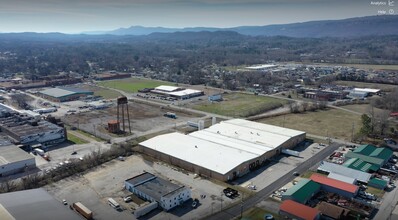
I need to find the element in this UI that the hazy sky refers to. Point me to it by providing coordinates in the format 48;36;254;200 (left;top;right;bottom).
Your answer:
0;0;380;33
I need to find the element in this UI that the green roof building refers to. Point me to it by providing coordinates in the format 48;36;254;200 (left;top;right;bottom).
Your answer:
368;178;388;189
345;151;384;168
343;158;379;172
282;179;321;204
353;145;393;164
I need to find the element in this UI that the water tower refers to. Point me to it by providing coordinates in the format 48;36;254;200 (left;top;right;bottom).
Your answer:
117;96;131;133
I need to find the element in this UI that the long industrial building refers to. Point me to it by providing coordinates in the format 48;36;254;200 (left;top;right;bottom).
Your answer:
0;103;66;147
0;144;36;177
139;119;306;181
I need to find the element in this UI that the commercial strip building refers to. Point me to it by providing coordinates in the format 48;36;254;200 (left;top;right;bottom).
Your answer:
0;145;36;177
0;188;82;220
0;103;66;147
281;179;320;204
138;119;305;181
150;85;204;100
39;87;94;102
125;172;191;211
279;200;321;220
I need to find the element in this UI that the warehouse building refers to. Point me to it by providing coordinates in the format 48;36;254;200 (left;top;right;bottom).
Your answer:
368;178;388;190
0;145;36;177
139;119;306;181
39;87;94;102
0;188;81;220
125;172;191;211
352;144;393;164
282;179;320;204
317;161;372;183
150;85;204;100
310;174;359;198
279;200;320;220
343;158;380;172
0;103;66;147
344;145;392;172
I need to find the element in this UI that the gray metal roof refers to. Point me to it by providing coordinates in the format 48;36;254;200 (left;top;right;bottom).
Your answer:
125;172;156;186
128;173;186;202
39;88;76;98
318;161;371;183
0;145;34;165
0;188;82;220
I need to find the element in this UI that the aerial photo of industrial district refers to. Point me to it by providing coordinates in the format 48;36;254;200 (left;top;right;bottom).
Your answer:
0;1;397;220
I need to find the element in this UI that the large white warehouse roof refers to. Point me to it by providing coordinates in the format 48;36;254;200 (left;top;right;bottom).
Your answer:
140;119;305;175
140;132;260;175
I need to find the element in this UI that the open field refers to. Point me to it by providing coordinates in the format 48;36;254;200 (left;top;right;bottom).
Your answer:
78;84;122;99
63;101;203;140
334;81;397;92
192;93;288;117
258;108;362;140
340;104;390;115
67;132;89;145
97;78;174;93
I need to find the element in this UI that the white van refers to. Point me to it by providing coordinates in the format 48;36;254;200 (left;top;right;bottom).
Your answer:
108;198;121;210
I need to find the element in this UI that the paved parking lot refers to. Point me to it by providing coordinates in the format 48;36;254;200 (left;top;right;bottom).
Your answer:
233;143;324;190
44;154;235;220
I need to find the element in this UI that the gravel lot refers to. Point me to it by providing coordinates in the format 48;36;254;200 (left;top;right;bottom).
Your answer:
45;154;236;220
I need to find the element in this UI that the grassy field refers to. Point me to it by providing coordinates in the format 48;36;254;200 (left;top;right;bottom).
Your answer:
240;207;280;220
78;84;122;99
193;93;288;117
97;78;174;93
340;104;389;115
258;108;362;140
334;81;397;92
76;129;103;142
67;132;89;145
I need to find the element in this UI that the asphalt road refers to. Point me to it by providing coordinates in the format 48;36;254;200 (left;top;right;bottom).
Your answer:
205;142;341;220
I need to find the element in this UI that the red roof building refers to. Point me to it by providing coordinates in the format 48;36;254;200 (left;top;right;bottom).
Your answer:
279;200;320;220
310;174;359;198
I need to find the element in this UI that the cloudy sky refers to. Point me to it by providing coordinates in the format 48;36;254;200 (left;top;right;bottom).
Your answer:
0;0;379;33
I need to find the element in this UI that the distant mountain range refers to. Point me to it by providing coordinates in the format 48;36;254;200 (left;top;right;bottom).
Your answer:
83;15;398;38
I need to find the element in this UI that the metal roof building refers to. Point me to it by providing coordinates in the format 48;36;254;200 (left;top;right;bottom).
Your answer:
310;174;359;198
343;157;379;172
279;200;320;220
282;179;321;204
353;144;393;164
139;119;306;181
0;145;36;177
125;172;191;211
317;161;372;183
345;151;385;168
0;188;82;220
327;173;356;184
39;87;93;102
